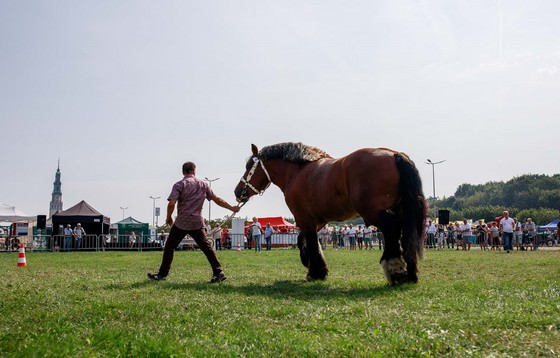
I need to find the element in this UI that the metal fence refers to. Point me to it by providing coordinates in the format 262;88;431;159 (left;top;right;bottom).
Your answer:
4;231;554;253
0;233;302;252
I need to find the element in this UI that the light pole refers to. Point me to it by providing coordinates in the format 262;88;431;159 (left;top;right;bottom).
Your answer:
426;159;446;220
204;177;219;223
120;206;128;220
149;196;160;230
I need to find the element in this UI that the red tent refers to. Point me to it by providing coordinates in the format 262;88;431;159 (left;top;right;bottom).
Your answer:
244;216;296;233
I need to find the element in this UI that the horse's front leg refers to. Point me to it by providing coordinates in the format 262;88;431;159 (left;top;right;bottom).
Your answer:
301;230;329;281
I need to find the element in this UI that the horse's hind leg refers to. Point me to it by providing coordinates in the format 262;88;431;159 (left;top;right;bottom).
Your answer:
297;232;308;267
299;230;328;281
377;211;410;285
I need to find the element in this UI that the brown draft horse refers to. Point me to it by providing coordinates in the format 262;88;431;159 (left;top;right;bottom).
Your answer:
234;142;427;285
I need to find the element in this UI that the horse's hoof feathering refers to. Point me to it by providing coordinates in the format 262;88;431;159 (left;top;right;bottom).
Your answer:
381;257;414;285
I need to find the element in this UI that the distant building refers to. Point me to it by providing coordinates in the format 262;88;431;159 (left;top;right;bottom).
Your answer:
49;159;63;218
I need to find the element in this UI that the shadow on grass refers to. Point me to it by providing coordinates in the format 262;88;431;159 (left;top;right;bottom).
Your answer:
157;279;414;300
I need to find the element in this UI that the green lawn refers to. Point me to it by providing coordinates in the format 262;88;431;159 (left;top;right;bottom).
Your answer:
1;248;559;357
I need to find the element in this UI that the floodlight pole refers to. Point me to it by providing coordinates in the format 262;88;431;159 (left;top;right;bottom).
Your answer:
120;206;128;220
425;159;446;220
204;177;219;223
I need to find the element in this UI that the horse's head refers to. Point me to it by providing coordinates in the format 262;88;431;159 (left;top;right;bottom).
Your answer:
234;144;272;203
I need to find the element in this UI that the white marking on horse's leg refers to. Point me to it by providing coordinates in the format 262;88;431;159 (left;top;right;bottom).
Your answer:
381;257;406;283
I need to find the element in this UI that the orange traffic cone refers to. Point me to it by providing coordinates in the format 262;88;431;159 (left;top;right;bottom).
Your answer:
237;241;241;252
17;243;27;267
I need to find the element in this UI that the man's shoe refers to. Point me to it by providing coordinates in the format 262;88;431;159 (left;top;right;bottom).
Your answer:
210;272;227;283
147;273;166;281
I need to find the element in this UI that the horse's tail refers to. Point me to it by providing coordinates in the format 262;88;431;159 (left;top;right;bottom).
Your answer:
395;153;427;263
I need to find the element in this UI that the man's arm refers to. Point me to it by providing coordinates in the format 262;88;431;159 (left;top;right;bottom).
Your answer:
166;199;176;226
212;196;240;213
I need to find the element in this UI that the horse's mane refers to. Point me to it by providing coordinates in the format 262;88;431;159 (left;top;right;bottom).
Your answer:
258;142;332;164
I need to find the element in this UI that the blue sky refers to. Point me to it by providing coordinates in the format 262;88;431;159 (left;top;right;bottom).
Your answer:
1;1;559;224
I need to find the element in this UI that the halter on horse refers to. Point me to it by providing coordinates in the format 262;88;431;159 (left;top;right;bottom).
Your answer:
237;156;272;200
234;142;427;285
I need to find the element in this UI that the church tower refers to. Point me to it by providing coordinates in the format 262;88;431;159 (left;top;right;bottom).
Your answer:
49;159;63;217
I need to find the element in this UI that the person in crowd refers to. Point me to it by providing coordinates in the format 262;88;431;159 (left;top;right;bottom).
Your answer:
159;232;167;248
476;223;488;250
437;224;446;249
211;224;222;251
499;211;515;253
331;227;339;249
523;217;537;251
339;225;348;249
513;218;524;251
246;223;253;250
446;224;455;249
426;219;437;249
488;222;499;250
356;225;364;250
148;161;239;282
377;229;384;250
264;222;274;251
454;222;462;250
250;217;263;253
128;231;137;248
363;225;373;250
221;225;231;250
204;219;212;241
63;224;73;252
459;219;472;250
347;224;356;250
73;223;85;250
318;225;329;250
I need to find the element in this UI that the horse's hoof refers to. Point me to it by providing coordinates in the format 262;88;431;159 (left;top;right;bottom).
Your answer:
389;272;417;285
306;273;328;281
381;257;409;284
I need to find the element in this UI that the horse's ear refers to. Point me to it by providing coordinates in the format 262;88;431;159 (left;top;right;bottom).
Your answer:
251;144;259;156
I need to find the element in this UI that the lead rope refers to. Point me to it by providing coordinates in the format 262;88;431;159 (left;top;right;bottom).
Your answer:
207;201;247;236
208;157;269;235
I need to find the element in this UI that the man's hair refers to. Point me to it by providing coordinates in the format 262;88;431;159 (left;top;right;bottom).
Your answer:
182;162;196;174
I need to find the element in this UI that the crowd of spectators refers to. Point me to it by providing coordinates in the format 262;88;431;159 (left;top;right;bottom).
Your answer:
316;224;385;250
310;213;559;253
424;213;559;252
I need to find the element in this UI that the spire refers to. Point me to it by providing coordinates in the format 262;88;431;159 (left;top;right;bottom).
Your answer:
49;159;63;218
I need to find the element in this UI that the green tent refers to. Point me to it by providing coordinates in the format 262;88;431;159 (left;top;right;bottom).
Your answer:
116;217;150;244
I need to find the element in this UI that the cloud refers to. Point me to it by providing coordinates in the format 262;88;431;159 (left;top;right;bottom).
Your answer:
537;66;558;75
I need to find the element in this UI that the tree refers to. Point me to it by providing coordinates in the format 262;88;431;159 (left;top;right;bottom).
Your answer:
434;173;560;224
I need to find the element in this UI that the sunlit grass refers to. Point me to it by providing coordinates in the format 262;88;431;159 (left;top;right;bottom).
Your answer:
1;248;559;356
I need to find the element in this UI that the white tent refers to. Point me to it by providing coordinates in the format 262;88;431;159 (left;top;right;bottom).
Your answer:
0;203;35;222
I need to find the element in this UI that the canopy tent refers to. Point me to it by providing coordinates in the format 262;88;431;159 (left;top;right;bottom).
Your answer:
116;216;150;244
244;216;296;233
539;219;559;231
52;200;110;235
0;203;35;222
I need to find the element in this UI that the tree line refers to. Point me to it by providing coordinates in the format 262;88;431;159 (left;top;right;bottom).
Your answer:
434;174;560;225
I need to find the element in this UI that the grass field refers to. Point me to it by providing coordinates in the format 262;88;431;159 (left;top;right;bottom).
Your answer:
1;247;559;357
